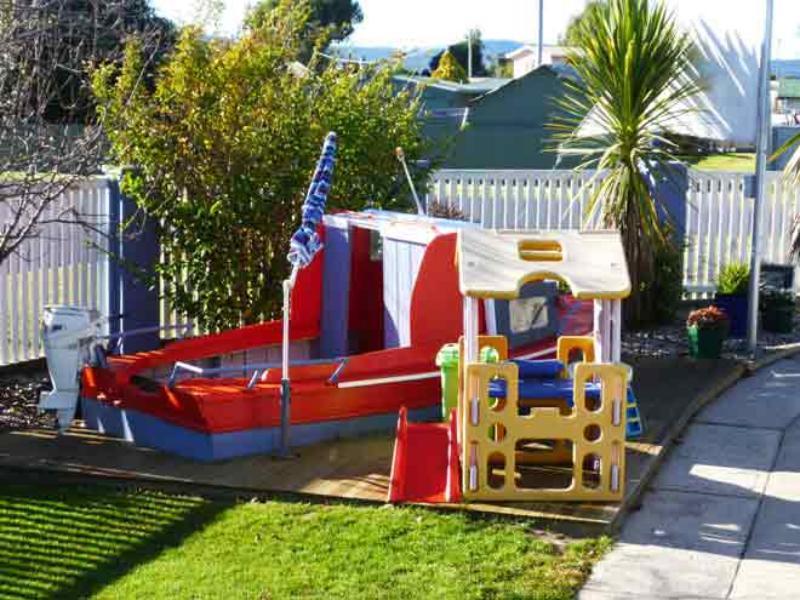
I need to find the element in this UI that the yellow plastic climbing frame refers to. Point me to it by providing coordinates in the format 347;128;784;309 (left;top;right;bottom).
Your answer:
459;352;628;503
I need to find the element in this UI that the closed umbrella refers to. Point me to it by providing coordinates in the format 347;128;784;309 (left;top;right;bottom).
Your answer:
280;132;337;457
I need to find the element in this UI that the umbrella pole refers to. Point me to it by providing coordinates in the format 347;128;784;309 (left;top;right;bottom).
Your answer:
279;267;298;457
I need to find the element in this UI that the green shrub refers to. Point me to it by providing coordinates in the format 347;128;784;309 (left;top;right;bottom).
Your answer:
760;289;796;310
92;0;429;330
431;49;467;83
717;262;750;295
649;238;684;324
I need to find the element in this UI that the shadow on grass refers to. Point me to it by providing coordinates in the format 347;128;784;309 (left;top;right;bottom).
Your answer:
0;483;231;599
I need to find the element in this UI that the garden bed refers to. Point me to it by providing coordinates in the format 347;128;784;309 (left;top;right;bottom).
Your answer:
0;362;51;433
622;304;800;360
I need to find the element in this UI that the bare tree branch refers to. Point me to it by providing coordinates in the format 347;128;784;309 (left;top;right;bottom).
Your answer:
0;0;175;265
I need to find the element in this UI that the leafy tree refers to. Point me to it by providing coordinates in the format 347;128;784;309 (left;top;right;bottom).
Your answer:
247;0;362;62
431;49;467;83
561;1;606;47
552;0;701;325
429;30;487;77
93;0;427;330
492;59;514;79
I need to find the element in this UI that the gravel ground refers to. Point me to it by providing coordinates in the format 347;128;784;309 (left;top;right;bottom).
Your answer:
0;370;52;433
623;308;800;360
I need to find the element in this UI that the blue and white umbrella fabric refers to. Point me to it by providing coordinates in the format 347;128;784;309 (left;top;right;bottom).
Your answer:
288;132;337;269
280;132;337;457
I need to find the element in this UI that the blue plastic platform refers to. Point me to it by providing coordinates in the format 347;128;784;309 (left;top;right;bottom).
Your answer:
512;359;565;379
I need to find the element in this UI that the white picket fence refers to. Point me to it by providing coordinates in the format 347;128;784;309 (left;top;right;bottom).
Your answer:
427;169;605;230
427;169;800;296
0;178;113;366
3;169;799;367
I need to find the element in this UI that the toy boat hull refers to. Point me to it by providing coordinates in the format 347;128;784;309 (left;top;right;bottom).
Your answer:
78;215;593;461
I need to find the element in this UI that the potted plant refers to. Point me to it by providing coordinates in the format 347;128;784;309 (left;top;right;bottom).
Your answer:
761;290;796;334
714;263;750;338
687;306;729;359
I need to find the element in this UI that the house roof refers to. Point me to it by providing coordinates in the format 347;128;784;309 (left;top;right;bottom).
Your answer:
467;64;579;106
778;78;800;99
393;75;510;95
437;64;582;170
504;44;571;60
457;229;631;300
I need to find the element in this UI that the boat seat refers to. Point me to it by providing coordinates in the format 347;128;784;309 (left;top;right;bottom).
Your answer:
511;359;565;379
488;378;601;402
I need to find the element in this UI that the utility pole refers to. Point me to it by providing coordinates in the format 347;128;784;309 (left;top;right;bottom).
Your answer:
747;0;775;354
467;29;473;80
537;0;544;67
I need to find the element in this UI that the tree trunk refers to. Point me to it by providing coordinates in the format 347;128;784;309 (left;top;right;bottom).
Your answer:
621;201;655;328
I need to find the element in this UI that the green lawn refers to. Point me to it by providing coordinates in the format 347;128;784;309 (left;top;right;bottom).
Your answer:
0;484;610;599
681;152;756;172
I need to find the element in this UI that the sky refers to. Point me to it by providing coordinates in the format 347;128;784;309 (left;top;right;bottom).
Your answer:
151;0;800;59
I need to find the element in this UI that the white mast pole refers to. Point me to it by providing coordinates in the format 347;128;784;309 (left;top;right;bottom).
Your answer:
747;0;775;354
280;266;298;457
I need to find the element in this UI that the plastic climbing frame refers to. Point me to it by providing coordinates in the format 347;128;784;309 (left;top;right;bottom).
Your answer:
459;347;628;503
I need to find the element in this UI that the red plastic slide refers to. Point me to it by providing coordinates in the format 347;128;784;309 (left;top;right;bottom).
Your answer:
388;407;461;504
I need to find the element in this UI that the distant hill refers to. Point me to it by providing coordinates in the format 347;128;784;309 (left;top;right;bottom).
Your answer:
331;39;526;73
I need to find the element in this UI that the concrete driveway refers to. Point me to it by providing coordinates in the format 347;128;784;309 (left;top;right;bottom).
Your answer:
581;356;800;600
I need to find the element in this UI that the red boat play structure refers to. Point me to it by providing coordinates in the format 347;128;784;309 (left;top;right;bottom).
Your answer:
76;210;593;461
39;133;642;507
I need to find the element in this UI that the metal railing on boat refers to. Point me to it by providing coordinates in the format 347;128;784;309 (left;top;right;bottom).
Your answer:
167;357;349;389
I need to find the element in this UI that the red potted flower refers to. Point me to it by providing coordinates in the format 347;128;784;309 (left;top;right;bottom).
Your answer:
687;306;729;359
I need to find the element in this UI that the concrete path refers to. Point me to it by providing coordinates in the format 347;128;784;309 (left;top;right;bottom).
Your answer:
581;356;800;600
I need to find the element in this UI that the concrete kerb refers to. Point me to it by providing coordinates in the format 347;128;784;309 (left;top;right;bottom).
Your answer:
745;342;800;373
610;344;800;534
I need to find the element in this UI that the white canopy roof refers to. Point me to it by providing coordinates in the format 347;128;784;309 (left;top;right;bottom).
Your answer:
458;229;631;300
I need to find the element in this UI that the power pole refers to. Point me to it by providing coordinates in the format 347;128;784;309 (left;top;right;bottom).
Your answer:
537;0;544;67
747;0;775;354
467;29;473;80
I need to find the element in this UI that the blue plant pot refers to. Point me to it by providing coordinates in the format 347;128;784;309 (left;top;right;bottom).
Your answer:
714;293;748;338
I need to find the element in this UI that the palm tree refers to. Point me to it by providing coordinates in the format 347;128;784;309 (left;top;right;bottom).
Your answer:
771;133;800;257
552;0;701;325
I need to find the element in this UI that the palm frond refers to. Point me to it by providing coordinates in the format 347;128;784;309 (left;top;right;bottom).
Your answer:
549;0;703;323
770;133;800;257
552;0;701;239
771;131;800;186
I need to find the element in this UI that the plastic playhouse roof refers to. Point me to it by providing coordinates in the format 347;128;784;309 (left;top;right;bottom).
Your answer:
457;229;631;300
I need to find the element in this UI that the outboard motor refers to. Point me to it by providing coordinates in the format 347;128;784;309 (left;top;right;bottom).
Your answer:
38;306;101;432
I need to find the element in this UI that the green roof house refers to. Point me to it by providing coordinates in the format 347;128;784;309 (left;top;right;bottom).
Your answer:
393;75;509;161
396;65;580;170
446;65;580;169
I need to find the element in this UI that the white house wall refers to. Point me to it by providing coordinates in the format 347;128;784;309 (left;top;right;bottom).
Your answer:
508;2;768;145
